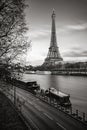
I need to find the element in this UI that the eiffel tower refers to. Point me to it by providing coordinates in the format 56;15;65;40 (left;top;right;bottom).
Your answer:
43;10;63;66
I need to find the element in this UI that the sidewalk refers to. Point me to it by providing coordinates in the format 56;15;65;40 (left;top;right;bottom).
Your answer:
0;91;29;130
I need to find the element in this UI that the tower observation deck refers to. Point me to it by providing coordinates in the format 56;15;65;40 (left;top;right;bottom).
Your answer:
43;10;63;66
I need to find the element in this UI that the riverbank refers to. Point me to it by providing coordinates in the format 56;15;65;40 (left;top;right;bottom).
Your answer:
0;91;29;130
24;70;87;76
51;71;87;76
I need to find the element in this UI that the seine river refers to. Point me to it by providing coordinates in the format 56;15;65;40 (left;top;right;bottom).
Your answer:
22;74;87;114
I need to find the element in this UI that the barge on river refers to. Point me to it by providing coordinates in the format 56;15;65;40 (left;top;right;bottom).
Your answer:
45;88;71;107
6;76;40;93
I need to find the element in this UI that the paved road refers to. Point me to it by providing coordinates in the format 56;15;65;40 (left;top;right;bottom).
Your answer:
12;87;87;130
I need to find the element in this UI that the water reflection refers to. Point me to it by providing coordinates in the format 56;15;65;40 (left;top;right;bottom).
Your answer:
22;74;87;113
47;75;59;91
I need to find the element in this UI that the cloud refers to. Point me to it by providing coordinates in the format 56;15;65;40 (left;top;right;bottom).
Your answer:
66;23;87;31
29;59;44;66
56;23;87;35
28;25;50;39
63;50;87;58
31;30;49;38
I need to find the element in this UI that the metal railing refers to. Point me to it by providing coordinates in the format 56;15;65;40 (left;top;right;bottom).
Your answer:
36;92;87;124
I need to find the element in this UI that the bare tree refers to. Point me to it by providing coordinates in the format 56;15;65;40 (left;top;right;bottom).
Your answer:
0;0;30;63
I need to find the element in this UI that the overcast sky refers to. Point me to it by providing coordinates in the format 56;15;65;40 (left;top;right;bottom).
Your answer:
25;0;87;65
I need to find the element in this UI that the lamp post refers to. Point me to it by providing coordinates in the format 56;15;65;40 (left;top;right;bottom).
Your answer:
11;75;16;106
11;68;17;106
14;83;16;105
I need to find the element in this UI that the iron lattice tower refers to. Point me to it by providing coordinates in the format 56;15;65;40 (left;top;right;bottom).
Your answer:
43;10;63;66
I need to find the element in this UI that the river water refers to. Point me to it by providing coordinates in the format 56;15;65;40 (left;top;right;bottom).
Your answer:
22;74;87;114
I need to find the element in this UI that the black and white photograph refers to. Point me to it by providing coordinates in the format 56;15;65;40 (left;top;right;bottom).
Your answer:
0;0;87;130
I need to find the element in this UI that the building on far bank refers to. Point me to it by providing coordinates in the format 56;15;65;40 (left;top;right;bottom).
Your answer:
43;10;63;66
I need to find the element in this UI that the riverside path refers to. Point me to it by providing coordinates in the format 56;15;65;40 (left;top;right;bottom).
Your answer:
8;87;87;130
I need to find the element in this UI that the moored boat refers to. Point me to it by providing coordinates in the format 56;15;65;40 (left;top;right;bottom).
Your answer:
45;88;71;107
6;76;40;91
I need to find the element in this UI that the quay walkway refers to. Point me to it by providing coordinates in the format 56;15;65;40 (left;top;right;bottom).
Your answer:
0;91;30;130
